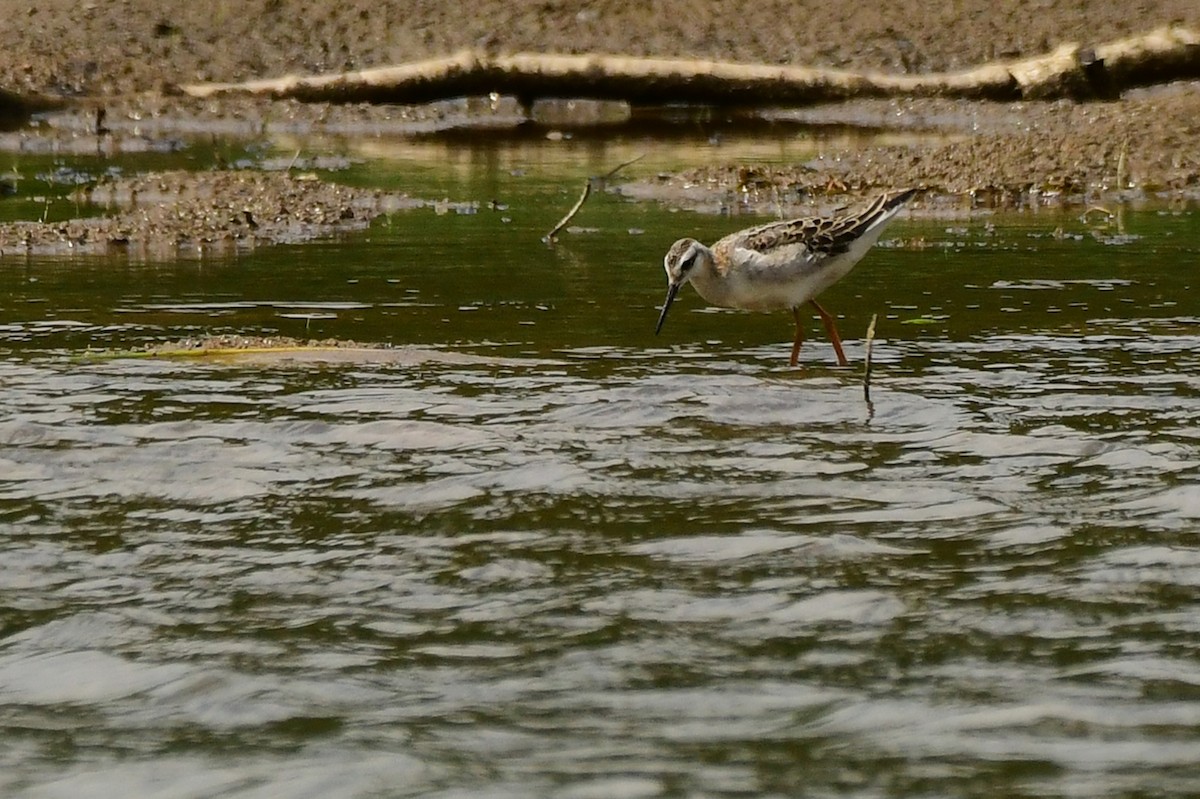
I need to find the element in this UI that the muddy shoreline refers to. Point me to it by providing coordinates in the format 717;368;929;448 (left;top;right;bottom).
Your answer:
5;86;1200;254
0;169;424;258
6;1;1199;98
622;83;1200;214
2;1;1200;252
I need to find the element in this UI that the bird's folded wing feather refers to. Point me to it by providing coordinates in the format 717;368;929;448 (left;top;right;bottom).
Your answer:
727;219;841;278
736;194;895;258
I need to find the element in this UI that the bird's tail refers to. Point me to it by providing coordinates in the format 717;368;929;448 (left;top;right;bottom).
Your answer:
836;188;919;260
864;188;920;224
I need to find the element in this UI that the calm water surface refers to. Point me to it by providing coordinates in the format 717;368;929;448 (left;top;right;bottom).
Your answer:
1;140;1199;797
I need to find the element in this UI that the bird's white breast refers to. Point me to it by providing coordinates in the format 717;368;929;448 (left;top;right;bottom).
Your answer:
691;246;858;312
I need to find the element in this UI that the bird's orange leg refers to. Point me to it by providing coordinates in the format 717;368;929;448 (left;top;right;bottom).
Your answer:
790;307;804;367
810;300;849;366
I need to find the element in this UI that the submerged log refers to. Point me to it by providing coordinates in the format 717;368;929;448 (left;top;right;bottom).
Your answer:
179;25;1200;107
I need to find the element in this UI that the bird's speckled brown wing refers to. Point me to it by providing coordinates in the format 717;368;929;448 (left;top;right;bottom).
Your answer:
729;189;918;261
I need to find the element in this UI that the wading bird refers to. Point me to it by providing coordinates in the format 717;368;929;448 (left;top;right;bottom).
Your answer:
655;188;917;366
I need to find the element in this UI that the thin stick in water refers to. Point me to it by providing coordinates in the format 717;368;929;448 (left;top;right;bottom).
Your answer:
863;313;878;403
543;153;644;244
542;179;591;244
599;152;646;183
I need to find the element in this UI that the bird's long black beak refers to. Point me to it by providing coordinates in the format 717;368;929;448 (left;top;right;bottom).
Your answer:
655;282;681;335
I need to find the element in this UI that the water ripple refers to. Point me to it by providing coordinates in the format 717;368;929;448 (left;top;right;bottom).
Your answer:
2;313;1198;797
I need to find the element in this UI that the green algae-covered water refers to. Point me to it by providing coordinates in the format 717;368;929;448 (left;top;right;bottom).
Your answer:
1;132;1199;798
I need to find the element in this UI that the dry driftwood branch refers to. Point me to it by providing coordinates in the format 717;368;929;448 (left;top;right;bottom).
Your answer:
179;26;1200;107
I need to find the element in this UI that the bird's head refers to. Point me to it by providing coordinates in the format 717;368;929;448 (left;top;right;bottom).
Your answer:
656;238;709;335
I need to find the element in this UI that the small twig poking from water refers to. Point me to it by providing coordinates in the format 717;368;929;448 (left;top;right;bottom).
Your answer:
863;313;878;403
285;149;302;172
543;180;591;244
599;152;645;183
543;153;644;244
1116;139;1128;192
94;107;109;158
